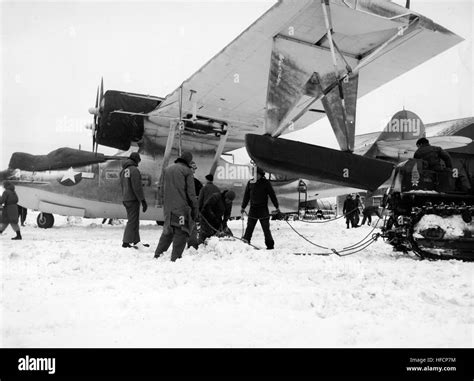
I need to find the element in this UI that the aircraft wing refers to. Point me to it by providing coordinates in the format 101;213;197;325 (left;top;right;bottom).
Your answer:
144;0;462;154
352;115;474;159
426;117;474;138
372;117;474;160
376;136;472;160
427;117;474;155
353;131;383;155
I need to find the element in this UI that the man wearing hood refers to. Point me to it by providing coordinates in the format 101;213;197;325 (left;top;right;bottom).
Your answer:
154;151;198;261
0;181;22;240
120;152;148;248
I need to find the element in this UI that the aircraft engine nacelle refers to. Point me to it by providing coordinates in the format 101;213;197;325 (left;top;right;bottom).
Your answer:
96;90;162;151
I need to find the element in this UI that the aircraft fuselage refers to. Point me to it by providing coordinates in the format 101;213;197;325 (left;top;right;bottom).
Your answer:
9;152;307;222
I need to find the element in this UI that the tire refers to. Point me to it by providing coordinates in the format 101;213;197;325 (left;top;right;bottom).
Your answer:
37;213;54;229
156;220;164;226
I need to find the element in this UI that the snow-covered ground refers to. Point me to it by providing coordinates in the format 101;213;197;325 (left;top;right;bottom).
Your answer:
1;213;472;348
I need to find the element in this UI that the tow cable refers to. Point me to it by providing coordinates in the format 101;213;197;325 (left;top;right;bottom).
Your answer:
198;208;385;257
286;206;389;256
286;218;382;257
199;213;262;250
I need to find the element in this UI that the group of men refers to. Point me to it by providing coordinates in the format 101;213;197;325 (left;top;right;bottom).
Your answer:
343;137;457;229
343;194;382;229
119;151;280;262
118;137;456;256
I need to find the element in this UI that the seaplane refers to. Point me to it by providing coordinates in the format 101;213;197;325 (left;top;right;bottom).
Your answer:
0;0;466;229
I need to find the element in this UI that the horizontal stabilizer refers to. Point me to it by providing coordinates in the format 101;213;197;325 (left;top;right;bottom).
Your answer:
245;134;394;191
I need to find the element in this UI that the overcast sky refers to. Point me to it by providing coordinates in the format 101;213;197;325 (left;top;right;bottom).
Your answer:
1;0;472;168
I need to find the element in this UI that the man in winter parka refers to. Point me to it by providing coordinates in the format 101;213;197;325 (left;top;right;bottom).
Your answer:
154;151;198;261
120;152;148;248
200;190;235;244
343;194;357;229
241;167;280;249
0;181;22;240
198;174;220;212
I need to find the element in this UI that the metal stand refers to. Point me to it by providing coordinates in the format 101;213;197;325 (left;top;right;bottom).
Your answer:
297;180;307;218
209;126;230;176
157;120;178;206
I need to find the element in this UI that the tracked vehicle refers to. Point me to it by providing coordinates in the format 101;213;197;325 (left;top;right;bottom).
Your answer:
381;159;474;260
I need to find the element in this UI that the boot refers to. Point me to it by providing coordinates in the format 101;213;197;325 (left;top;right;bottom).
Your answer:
12;231;22;240
134;241;150;248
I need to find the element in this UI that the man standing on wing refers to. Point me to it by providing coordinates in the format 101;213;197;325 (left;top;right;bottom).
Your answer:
241;167;280;250
120;152;148;248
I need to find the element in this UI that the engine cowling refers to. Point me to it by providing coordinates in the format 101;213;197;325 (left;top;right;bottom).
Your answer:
95;90;162;151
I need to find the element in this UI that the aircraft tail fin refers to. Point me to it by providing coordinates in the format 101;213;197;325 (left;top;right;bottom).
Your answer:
364;110;426;160
377;110;425;142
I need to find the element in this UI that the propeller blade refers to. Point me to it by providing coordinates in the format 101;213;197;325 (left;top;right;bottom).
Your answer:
94;86;99;124
100;77;104;107
92;85;100;151
94;77;104;154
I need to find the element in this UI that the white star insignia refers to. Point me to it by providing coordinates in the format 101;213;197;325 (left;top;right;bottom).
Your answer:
61;167;79;183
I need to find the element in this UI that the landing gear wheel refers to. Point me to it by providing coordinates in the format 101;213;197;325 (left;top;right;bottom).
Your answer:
37;213;54;229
